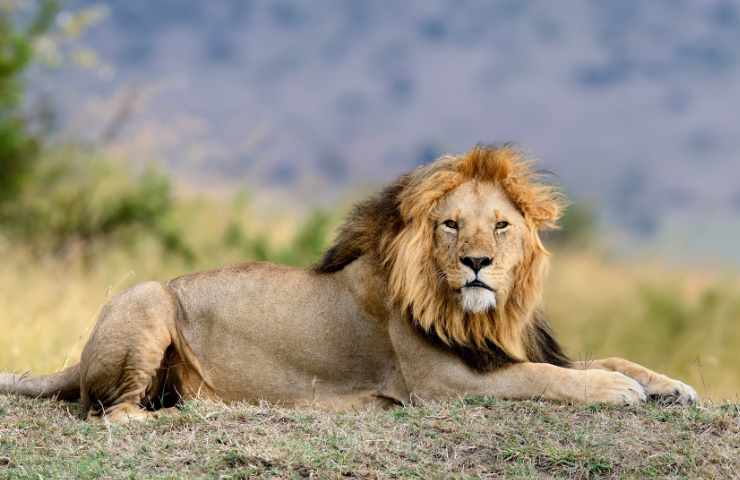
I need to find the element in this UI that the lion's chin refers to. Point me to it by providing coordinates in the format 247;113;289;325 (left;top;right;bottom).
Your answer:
460;287;497;313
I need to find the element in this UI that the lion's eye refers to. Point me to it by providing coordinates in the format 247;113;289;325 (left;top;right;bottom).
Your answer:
443;220;458;230
495;221;510;230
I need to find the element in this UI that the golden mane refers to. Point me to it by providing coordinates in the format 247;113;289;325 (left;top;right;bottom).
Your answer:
315;145;567;364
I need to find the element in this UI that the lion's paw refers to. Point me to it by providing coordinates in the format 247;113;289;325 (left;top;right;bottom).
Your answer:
580;370;647;406
645;376;698;405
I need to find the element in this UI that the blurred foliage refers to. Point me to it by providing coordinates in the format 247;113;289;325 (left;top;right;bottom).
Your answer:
546;202;597;249
624;284;740;367
2;147;193;261
0;2;191;261
223;209;333;267
0;0;57;205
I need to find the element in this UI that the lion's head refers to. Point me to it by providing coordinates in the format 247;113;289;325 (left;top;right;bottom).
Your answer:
316;145;567;366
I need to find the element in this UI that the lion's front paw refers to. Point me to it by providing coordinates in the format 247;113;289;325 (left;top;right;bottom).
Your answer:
645;376;698;405
578;370;647;405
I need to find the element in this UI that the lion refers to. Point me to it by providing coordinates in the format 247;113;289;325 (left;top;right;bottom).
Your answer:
0;145;697;422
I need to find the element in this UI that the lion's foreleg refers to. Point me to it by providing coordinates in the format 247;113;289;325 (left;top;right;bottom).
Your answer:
478;362;648;405
574;358;697;404
389;316;646;405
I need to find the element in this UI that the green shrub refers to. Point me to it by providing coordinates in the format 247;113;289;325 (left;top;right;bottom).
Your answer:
0;2;192;261
0;0;57;205
222;207;333;267
280;210;332;265
1;147;193;261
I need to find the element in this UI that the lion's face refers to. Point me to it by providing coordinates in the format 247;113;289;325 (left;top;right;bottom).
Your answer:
317;145;562;354
432;180;526;314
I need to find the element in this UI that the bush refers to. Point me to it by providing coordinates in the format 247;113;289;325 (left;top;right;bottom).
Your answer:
0;3;192;261
0;1;57;205
1;147;193;261
222;207;333;267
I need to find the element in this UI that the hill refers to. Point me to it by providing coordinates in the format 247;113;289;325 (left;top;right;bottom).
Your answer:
38;0;740;241
1;395;738;478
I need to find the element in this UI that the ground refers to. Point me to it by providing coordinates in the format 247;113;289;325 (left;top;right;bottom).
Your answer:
0;396;738;479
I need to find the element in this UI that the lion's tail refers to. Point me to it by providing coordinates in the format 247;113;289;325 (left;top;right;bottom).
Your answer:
0;363;81;401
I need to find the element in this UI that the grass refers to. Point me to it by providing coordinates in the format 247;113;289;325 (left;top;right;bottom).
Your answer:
0;395;738;479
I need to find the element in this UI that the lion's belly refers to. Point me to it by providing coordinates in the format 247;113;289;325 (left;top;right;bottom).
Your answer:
167;263;406;407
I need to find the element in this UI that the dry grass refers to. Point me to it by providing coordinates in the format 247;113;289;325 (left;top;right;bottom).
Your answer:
1;395;738;479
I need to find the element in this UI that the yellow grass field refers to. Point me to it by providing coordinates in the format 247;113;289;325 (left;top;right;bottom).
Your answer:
1;202;739;402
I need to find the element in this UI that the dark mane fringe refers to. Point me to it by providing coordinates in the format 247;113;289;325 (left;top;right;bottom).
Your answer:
413;316;520;372
525;310;571;367
313;177;408;274
414;310;570;372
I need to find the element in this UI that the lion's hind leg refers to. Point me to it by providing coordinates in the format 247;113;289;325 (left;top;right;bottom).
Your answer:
87;403;179;424
79;281;180;422
89;402;153;424
575;358;698;405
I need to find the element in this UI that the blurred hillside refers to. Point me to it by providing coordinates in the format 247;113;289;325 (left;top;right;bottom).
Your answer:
30;0;740;263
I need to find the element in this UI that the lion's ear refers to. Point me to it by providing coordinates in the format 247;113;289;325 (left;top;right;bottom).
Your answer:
510;178;567;232
528;193;567;231
492;149;568;232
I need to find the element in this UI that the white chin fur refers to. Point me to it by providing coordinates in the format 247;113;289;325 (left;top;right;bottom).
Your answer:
461;288;497;313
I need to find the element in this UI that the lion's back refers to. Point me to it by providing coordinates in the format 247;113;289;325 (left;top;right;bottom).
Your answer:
165;261;396;403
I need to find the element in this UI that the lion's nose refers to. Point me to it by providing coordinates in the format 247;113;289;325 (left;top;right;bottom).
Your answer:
460;256;492;273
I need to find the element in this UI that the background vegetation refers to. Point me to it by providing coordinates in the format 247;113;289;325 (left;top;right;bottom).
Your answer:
0;2;739;403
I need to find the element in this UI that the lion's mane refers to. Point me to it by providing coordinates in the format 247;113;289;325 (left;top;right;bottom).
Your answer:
315;145;570;371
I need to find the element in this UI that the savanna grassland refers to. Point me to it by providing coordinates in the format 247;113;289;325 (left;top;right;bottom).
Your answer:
2;192;740;479
1;198;739;400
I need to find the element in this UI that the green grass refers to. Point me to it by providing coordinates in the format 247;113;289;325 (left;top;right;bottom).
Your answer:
1;396;738;479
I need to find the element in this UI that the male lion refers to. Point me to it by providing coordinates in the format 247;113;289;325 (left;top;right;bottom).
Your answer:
1;146;697;422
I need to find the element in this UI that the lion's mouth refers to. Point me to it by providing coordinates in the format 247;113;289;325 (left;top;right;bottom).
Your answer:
463;279;494;292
